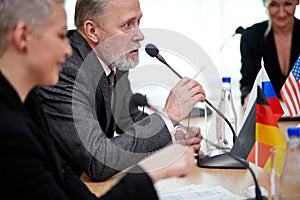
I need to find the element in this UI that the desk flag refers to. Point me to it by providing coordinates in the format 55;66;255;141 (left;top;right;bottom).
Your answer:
241;65;283;123
280;55;300;118
246;86;286;175
262;81;284;121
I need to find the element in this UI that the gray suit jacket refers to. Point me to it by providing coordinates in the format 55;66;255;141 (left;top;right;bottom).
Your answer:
37;30;172;181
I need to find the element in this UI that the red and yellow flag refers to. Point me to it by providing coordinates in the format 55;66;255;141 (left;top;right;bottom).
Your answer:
247;86;286;174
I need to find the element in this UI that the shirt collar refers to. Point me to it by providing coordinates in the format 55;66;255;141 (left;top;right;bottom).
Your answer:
96;56;116;76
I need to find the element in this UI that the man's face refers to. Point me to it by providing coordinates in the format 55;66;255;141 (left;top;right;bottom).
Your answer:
96;0;144;70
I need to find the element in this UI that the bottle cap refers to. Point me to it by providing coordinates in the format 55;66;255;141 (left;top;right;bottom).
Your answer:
287;127;300;137
222;77;231;83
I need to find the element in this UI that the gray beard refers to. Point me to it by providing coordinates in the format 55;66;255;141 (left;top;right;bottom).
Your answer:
96;41;141;71
111;53;139;71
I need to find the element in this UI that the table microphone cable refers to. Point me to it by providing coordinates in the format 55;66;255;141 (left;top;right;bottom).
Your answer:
198;134;267;200
132;93;266;200
144;43;267;199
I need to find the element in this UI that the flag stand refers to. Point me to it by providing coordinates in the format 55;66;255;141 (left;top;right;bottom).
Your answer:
244;142;269;199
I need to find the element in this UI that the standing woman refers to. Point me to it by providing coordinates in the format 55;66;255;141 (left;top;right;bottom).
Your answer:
240;0;300;108
0;0;195;199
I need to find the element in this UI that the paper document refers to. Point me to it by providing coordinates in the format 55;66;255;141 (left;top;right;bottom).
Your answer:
157;184;245;200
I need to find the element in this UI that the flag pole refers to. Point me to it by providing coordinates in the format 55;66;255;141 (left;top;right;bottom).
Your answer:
255;59;265;168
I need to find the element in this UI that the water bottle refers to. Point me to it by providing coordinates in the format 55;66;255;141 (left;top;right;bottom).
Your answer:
215;77;237;150
279;127;300;200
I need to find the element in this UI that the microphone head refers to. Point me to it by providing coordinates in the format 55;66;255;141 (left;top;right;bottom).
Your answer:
132;93;148;107
235;26;244;35
145;43;159;57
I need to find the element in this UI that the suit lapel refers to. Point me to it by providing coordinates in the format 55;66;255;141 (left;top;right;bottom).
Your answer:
70;30;113;133
69;30;122;137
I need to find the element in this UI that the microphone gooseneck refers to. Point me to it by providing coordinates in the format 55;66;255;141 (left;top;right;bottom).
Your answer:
134;92;265;199
201;136;266;200
145;43;237;142
204;100;237;143
145;44;183;79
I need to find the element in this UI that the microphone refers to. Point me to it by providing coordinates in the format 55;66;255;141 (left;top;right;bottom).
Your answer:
134;91;265;199
145;44;183;79
145;44;245;169
132;93;157;111
199;136;267;200
145;43;237;142
134;91;245;170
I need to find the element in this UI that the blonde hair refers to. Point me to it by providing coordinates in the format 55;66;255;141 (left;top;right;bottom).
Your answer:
262;0;299;38
0;0;65;55
262;0;272;39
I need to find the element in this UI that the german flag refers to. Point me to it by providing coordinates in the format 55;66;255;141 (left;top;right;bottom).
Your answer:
231;86;286;174
247;86;286;173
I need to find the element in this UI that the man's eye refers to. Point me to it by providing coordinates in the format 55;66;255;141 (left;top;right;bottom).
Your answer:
124;23;131;28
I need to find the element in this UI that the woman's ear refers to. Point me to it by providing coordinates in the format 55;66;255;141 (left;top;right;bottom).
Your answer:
12;23;30;52
82;20;102;44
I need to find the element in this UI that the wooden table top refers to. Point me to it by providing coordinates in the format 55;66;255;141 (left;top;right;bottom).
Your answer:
82;120;299;199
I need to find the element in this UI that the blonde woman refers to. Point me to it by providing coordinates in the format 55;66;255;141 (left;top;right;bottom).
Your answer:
240;0;300;108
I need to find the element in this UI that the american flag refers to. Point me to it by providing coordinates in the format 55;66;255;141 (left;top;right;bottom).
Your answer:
280;55;300;118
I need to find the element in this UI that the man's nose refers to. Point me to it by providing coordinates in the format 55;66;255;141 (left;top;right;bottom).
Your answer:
132;28;145;42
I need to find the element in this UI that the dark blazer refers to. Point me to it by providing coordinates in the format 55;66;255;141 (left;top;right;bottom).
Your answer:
38;30;172;181
240;18;300;104
0;72;158;200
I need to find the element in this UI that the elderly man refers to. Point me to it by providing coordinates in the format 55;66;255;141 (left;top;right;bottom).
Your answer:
38;0;205;181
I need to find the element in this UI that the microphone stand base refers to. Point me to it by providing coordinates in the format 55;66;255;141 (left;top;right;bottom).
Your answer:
197;153;247;169
244;185;268;200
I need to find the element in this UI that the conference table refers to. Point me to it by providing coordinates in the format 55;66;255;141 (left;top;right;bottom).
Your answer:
81;112;299;199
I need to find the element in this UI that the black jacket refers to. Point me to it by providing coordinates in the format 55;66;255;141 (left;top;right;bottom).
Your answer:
37;30;172;181
0;72;158;200
240;18;300;104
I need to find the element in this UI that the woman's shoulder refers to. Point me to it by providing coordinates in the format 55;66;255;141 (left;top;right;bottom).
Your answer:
242;20;268;42
245;20;268;35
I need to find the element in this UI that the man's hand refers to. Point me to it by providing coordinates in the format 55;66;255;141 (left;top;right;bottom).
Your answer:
163;77;206;125
175;125;204;155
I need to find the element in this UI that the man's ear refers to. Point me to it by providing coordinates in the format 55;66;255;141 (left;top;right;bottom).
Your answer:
12;23;30;52
83;20;102;44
